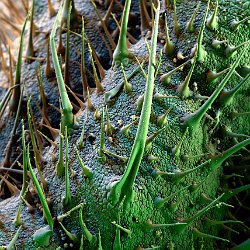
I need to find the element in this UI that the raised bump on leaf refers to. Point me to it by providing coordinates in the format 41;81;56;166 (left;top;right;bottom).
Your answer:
94;107;101;120
177;51;185;61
